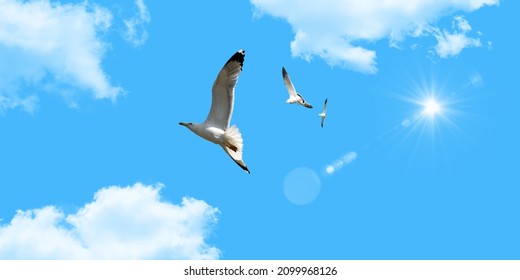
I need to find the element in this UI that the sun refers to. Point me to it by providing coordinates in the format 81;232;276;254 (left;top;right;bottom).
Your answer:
381;70;474;162
422;98;441;117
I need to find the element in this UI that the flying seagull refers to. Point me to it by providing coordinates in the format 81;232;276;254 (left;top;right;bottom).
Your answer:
282;67;313;108
318;98;328;127
179;49;249;173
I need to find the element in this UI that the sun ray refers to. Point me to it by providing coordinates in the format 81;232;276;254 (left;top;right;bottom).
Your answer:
362;67;484;171
376;70;471;165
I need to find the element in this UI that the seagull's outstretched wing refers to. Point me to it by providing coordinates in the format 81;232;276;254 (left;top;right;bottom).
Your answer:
282;67;297;98
323;98;328;114
205;49;245;130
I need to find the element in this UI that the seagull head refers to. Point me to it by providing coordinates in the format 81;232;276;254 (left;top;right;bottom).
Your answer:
179;122;193;128
303;102;313;109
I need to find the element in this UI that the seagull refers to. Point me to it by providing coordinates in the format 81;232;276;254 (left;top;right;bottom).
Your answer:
318;98;328;127
179;49;249;173
282;67;313;108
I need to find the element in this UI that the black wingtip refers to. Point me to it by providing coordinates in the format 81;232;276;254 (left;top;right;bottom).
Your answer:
282;66;287;76
226;49;245;69
232;158;250;174
242;165;250;174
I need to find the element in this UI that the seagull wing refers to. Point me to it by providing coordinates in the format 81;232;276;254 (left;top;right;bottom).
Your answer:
205;49;245;130
282;67;298;98
323;98;328;114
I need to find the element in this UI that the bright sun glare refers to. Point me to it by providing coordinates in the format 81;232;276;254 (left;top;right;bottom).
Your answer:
394;75;467;148
422;98;441;117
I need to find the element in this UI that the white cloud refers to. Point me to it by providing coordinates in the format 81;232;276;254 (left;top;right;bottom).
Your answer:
0;0;123;113
0;94;38;114
123;0;151;46
429;16;482;58
0;183;220;259
251;0;498;74
434;33;481;58
325;151;357;175
454;16;472;32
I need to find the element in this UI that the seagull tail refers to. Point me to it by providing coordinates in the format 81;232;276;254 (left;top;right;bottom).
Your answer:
222;125;250;174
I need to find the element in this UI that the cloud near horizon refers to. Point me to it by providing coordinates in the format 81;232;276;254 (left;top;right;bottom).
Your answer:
0;183;220;259
251;0;499;74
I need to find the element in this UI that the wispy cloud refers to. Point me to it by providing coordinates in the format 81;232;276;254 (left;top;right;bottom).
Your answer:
251;0;498;74
428;16;482;58
465;72;484;88
401;118;413;128
0;183;220;259
123;0;151;46
0;0;123;113
0;94;38;115
325;151;357;175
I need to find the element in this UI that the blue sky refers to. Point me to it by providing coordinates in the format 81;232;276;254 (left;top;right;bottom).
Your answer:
0;0;519;259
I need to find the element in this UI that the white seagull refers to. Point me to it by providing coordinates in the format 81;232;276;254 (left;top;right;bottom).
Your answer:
318;98;328;128
282;67;313;108
179;49;249;173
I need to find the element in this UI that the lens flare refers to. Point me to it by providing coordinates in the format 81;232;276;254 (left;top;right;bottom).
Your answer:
422;98;441;117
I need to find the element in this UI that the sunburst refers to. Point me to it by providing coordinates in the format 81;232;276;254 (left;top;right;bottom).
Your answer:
422;97;442;117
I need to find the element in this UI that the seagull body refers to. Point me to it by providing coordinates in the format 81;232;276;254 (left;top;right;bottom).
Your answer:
318;98;328;127
179;49;249;173
282;67;313;108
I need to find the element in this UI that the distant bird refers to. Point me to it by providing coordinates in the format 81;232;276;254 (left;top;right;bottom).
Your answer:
318;98;328;127
282;67;313;108
179;49;249;173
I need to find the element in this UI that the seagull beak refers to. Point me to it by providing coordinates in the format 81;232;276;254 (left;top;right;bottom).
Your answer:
179;122;187;127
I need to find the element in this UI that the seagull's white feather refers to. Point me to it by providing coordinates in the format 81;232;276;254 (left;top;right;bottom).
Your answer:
282;67;313;108
205;50;245;130
282;67;297;98
180;49;249;173
222;125;249;172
